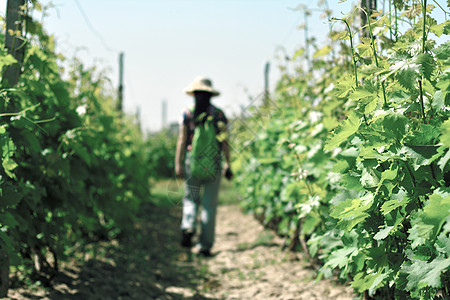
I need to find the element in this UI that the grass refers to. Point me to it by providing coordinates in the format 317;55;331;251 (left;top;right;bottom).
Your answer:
236;230;276;251
218;178;241;205
150;177;241;207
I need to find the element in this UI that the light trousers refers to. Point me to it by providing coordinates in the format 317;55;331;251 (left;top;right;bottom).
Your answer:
180;154;221;250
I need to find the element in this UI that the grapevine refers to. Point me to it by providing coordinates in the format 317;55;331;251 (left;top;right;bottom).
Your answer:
234;1;450;298
0;1;153;294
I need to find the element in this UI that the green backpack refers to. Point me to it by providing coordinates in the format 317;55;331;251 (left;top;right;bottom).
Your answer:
190;110;220;181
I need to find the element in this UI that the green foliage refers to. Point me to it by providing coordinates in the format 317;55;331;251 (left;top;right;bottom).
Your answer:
146;130;177;178
234;2;450;299
0;3;153;281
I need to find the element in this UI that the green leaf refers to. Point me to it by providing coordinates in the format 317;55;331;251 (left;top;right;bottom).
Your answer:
433;41;450;60
403;256;450;291
398;68;419;91
324;246;358;269
430;22;446;36
406;124;441;146
0;54;17;69
331;159;349;173
352;270;389;294
408;193;450;248
381;188;410;215
292;48;305;60
435;232;450;255
356;37;373;57
0;230;15;254
2;157;18;178
382;113;408;141
404;145;439;170
330;193;373;231
1;212;19;228
437;148;450;172
441;119;450;147
349;87;374;101
432;91;445;111
374;225;395;240
313;45;332;59
364;98;379;114
325;111;361;151
0;186;23;208
302;212;321;235
334;74;356;97
436;69;450;95
416;53;435;81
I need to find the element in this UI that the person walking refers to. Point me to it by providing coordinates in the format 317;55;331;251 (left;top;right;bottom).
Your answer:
175;76;232;257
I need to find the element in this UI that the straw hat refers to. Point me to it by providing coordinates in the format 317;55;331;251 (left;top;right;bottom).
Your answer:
184;76;220;97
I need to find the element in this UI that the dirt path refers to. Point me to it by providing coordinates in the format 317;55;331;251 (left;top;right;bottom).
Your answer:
5;203;354;299
189;205;355;300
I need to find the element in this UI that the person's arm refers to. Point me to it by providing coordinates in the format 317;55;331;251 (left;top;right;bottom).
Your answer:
175;125;187;177
222;139;233;180
222;140;231;169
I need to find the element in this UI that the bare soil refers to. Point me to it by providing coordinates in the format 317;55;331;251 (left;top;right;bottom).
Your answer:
4;203;355;299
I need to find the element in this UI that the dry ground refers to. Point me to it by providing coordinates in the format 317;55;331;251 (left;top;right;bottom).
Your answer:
4;195;355;299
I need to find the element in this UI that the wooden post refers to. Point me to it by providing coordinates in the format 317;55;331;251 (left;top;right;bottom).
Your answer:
264;62;270;105
2;0;26;88
304;10;310;71
162;99;167;129
117;52;124;111
1;1;26;296
136;105;141;132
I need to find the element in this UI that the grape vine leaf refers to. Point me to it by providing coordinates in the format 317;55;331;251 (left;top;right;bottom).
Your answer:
373;225;395;240
1;186;23;207
382;113;408;141
416;53;435;80
381;188;410;215
324;111;360;151
432;90;445;111
433;41;450;61
330;193;373;231
403;256;450;290
2;157;18;178
313;45;332;58
0;54;17;69
441;119;450;147
438;147;450;172
408;194;450;248
324;246;358;269
436;69;450;97
435;232;450;255
352;270;389;294
405;124;441;146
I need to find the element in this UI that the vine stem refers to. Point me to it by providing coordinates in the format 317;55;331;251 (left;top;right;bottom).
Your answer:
419;80;426;123
431;0;449;20
294;152;314;197
389;0;393;40
0;103;40;117
422;0;427;54
402;160;416;188
361;7;389;108
419;0;427;123
334;17;369;126
337;18;358;86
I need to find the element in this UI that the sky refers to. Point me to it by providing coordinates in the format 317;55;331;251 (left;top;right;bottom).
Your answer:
0;0;445;132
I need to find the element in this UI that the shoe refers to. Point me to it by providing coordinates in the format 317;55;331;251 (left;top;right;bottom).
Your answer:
198;248;212;257
181;229;194;248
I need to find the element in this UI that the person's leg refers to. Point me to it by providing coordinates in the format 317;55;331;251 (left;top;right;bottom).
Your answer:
198;173;221;252
180;156;202;247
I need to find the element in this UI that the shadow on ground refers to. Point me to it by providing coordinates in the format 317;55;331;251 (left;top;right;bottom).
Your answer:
8;201;216;300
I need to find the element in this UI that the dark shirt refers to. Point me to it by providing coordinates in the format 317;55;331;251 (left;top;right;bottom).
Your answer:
181;105;228;151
